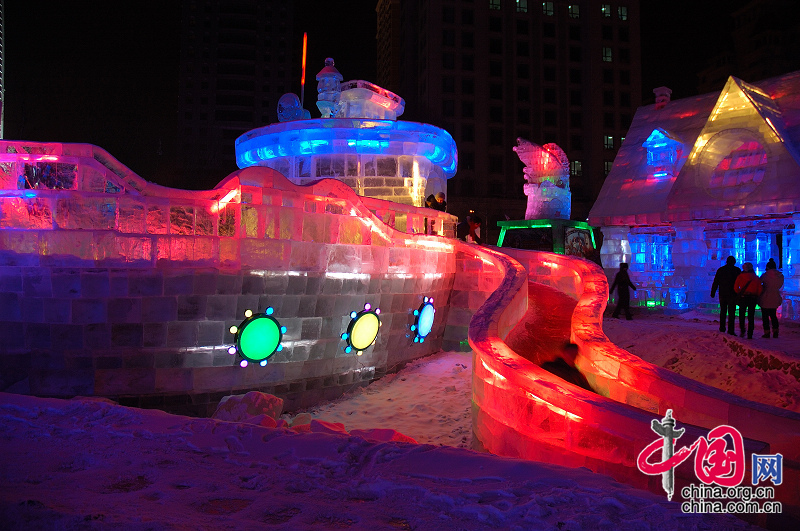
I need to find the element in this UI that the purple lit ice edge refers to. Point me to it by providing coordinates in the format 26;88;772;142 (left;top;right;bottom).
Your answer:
235;119;458;178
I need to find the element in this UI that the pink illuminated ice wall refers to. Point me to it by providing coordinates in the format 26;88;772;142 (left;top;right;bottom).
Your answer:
0;141;460;415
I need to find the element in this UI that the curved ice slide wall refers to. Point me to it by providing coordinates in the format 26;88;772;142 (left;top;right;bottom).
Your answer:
470;246;800;511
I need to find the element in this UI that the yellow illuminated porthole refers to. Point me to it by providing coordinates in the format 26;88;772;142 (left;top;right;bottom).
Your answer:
341;303;381;356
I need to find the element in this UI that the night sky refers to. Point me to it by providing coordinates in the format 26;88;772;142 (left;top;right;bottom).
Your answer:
3;0;750;184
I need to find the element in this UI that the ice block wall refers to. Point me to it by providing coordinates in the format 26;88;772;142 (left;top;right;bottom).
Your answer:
442;246;514;352
473;247;800;512
601;222;797;317
784;215;800;321
0;141;459;415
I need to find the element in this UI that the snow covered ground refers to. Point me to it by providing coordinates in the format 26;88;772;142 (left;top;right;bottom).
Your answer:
3;311;796;530
602;310;800;412
300;351;474;449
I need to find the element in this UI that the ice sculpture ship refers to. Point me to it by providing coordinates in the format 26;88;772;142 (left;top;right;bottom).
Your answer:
0;60;460;415
590;72;800;319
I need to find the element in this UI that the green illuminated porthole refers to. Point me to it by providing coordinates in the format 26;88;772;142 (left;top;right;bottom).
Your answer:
228;307;286;367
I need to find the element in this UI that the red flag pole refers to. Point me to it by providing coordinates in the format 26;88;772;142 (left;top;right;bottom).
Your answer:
300;32;308;108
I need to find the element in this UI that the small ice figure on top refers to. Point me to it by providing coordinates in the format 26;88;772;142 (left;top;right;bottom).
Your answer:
316;57;344;118
514;138;571;220
277;93;304;122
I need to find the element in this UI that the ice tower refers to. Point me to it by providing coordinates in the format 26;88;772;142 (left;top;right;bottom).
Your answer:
235;59;456;209
590;72;800;319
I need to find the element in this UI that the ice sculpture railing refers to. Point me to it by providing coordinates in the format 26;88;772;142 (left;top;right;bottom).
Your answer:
1;141;149;194
471;247;800;512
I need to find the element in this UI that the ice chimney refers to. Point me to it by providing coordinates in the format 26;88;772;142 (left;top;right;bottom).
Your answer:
654;87;672;109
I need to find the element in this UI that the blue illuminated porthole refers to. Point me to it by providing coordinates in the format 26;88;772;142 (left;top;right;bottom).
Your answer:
341;303;382;356
228;307;287;368
412;297;435;343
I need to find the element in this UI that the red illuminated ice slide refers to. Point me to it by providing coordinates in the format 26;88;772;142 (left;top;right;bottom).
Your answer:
467;245;800;514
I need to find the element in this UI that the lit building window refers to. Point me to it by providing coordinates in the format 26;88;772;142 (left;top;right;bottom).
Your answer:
643;129;683;182
517;0;528;13
602;47;613;62
490;0;501;10
601;4;611;17
604;161;613;175
604;135;614;149
570;160;582;176
568;5;580;18
618;6;628;20
542;2;554;16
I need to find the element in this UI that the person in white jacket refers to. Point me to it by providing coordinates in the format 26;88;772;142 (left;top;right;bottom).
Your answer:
758;258;784;338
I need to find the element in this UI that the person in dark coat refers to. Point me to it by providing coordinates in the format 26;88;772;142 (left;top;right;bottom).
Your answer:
710;256;741;335
432;192;447;212
456;215;483;244
759;258;784;338
610;262;636;320
734;262;763;339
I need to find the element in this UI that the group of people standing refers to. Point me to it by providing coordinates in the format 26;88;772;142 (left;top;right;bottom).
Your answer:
711;256;785;339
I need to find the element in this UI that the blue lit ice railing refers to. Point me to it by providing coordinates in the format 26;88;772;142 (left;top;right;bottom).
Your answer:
234;119;458;179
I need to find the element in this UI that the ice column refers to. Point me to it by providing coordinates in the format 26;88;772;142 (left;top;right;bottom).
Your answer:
599;227;631;271
671;222;707;306
316;58;343;118
783;216;800;320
